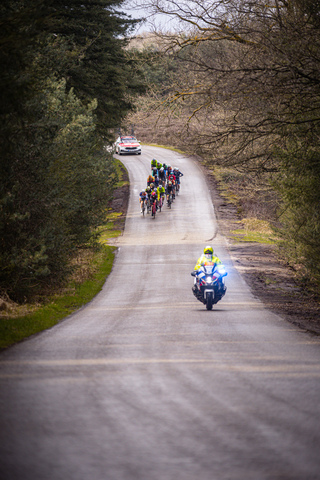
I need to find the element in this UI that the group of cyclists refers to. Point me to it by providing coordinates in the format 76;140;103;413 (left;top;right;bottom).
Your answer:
138;158;227;306
139;159;184;217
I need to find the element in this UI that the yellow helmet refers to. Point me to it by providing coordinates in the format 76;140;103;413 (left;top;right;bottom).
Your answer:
204;245;213;255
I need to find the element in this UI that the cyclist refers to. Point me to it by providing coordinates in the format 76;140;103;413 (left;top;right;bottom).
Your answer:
168;171;176;199
147;174;154;186
166;180;174;205
168;171;176;183
159;167;166;185
150;191;158;216
173;167;183;191
153;175;160;187
151;158;157;168
139;190;147;212
145;186;152;213
157;184;166;208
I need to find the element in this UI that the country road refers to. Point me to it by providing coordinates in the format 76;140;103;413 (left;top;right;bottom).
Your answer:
0;146;320;480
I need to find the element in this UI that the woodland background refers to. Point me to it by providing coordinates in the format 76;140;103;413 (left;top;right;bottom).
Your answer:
1;0;320;303
127;0;320;290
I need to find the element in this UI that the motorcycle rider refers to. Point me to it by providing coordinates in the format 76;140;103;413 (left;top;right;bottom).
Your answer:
194;245;221;270
193;246;226;297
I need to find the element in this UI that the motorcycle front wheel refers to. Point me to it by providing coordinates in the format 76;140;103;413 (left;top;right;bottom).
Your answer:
206;292;213;310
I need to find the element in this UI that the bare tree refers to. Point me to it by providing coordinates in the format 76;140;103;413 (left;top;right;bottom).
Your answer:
132;0;320;170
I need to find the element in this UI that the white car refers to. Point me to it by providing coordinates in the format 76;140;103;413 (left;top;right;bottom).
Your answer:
115;135;141;155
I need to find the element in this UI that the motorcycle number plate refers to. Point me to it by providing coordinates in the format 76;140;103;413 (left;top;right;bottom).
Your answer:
204;289;214;299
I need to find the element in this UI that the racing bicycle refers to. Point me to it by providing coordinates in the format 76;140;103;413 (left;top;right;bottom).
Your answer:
141;198;146;216
151;201;157;218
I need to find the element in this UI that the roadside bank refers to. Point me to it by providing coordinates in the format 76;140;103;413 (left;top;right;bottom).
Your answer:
205;167;320;336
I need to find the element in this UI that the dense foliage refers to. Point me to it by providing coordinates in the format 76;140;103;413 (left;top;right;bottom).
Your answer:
0;0;144;300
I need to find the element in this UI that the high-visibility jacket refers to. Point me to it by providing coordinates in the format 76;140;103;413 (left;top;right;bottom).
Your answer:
157;186;165;200
194;254;221;271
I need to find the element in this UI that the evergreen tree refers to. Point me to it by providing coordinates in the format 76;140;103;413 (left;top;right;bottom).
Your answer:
0;0;144;300
40;0;145;138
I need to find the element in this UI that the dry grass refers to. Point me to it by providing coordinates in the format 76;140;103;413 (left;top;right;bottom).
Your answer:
231;218;277;244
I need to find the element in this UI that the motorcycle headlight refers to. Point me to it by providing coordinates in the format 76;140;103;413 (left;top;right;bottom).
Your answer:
206;276;213;284
217;265;227;276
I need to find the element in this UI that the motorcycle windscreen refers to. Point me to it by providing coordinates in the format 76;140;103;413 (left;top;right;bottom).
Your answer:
203;265;214;275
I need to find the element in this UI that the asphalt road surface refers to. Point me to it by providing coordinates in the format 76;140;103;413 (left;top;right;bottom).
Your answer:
0;147;320;480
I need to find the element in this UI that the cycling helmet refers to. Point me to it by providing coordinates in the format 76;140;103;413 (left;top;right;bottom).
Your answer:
151;191;156;197
146;186;151;192
168;181;172;185
204;246;214;255
150;183;154;188
160;167;164;172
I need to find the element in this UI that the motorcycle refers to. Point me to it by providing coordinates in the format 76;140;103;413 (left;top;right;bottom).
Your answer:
191;262;227;310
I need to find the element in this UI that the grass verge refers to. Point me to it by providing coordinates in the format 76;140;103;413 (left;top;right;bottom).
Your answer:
145;143;185;155
231;218;277;244
0;246;115;350
209;166;278;245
